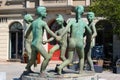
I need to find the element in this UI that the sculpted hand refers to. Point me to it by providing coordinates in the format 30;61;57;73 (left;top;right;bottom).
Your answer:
42;41;47;45
91;36;94;41
56;36;61;41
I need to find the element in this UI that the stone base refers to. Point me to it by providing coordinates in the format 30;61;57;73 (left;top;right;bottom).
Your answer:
22;71;98;80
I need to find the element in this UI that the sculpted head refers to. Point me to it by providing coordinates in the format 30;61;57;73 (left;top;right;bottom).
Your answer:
56;14;64;25
36;6;47;18
24;14;33;24
75;5;84;15
87;12;95;22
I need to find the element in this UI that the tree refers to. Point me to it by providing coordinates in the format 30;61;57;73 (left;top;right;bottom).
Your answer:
88;0;120;37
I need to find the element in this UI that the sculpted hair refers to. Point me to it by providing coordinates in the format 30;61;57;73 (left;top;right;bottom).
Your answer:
75;5;84;13
36;6;46;15
87;12;95;17
56;14;64;22
24;14;33;22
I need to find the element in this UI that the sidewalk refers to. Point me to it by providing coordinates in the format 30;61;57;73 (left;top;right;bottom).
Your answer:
0;61;62;80
0;61;120;80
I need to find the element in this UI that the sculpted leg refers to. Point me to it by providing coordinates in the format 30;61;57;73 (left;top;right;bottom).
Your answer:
25;40;32;59
37;45;50;73
84;42;90;62
25;46;37;72
57;50;73;75
76;47;84;74
87;48;94;71
85;42;94;71
60;46;67;61
49;44;60;72
49;44;60;58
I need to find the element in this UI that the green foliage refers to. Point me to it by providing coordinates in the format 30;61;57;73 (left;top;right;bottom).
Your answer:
88;0;120;37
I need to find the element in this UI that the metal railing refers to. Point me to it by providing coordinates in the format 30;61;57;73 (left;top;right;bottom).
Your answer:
41;0;90;7
6;0;24;1
42;0;68;6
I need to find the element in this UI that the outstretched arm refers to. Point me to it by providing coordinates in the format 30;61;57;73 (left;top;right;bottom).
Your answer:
44;37;54;43
44;22;57;38
42;37;54;44
24;24;32;38
43;31;58;43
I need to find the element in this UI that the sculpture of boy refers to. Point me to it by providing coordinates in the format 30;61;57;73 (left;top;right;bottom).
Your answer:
57;5;92;75
24;14;38;67
85;12;97;71
43;14;67;62
24;14;33;55
24;14;33;59
24;6;60;74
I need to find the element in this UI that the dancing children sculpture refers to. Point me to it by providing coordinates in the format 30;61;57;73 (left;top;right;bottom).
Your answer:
24;6;60;74
85;12;97;71
56;5;92;75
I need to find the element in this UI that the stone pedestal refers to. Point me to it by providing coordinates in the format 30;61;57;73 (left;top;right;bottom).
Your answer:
22;71;98;80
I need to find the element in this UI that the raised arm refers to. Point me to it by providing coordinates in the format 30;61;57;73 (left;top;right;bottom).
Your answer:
60;20;72;37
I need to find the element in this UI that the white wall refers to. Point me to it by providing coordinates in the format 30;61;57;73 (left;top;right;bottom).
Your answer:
0;18;24;60
0;22;9;61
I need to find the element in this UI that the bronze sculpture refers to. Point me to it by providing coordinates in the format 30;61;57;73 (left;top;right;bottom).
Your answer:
24;6;60;75
85;12;97;71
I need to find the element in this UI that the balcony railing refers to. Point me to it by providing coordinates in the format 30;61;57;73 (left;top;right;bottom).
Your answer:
7;0;24;1
41;0;69;6
0;0;25;9
41;0;90;7
6;0;25;5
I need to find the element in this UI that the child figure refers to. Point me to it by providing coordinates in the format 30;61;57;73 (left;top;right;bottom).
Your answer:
43;14;67;62
25;6;60;75
85;12;97;71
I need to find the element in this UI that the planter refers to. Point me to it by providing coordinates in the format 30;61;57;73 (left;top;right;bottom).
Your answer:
113;66;120;74
113;59;120;74
94;65;103;73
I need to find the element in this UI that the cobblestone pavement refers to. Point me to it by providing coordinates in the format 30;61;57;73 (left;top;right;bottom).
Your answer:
0;61;120;80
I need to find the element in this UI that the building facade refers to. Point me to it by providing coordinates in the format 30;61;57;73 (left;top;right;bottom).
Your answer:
0;0;119;64
0;0;93;61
